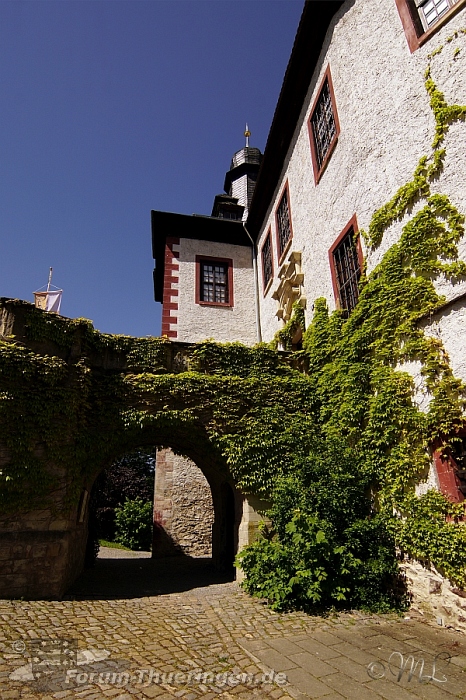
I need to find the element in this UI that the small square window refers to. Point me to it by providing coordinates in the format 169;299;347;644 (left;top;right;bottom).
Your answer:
196;256;233;307
308;66;340;183
329;216;362;316
261;229;273;292
275;184;293;262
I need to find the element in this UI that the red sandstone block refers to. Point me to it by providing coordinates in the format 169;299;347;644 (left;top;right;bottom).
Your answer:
163;302;179;311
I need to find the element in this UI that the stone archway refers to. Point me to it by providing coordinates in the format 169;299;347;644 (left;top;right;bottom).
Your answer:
0;299;271;599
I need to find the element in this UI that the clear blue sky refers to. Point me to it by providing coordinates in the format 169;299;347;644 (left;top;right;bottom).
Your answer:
1;0;303;337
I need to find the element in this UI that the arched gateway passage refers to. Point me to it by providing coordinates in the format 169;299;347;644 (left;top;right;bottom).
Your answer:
0;300;274;599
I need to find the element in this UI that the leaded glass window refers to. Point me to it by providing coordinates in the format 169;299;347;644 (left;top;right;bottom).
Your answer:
276;189;292;259
416;0;457;29
311;78;337;171
262;232;273;290
200;262;229;303
332;228;361;315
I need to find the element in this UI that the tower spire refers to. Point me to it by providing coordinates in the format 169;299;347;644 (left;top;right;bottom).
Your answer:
244;123;251;148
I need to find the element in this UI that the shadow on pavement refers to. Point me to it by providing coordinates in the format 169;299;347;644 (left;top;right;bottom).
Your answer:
64;554;235;600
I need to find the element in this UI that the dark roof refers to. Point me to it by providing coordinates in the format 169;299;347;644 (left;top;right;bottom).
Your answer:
246;0;345;240
152;210;250;302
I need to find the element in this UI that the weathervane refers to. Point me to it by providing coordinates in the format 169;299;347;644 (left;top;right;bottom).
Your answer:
244;123;251;148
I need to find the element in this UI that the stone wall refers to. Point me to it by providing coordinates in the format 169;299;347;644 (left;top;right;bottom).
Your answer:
0;492;88;599
401;558;466;633
153;448;214;557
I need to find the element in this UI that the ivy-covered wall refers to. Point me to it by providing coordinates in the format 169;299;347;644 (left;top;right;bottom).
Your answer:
0;29;466;609
0;299;306;597
236;43;466;616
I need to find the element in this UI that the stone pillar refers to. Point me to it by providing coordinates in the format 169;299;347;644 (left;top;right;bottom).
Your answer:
152;448;214;557
236;494;271;582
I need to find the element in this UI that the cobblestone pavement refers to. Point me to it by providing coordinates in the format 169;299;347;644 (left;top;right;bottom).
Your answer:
0;552;465;700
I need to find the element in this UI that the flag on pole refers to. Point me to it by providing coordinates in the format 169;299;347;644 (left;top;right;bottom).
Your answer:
34;268;63;314
34;290;62;313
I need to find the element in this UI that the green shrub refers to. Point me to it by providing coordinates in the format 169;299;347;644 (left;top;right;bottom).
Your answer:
114;498;153;551
237;437;409;613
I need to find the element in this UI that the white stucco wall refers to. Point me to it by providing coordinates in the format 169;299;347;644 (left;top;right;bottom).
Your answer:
256;0;466;372
175;238;257;344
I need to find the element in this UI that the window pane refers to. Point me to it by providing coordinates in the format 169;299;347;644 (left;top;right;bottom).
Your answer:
311;79;337;170
200;261;229;304
262;233;273;289
333;228;361;315
276;190;291;258
419;0;452;27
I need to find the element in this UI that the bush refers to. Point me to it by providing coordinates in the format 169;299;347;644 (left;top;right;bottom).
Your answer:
114;498;153;551
237;436;409;613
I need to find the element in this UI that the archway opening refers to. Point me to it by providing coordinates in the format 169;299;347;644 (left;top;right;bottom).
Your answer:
68;427;240;598
85;447;156;566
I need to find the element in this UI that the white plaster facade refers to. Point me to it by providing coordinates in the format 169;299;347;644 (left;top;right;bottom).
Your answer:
175;238;256;345
256;0;466;362
151;1;466;604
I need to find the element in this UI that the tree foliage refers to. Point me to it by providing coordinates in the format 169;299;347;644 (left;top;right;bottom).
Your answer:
91;448;155;541
114;498;153;551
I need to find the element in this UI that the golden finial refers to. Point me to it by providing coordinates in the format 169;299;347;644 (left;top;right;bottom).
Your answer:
244;123;251;147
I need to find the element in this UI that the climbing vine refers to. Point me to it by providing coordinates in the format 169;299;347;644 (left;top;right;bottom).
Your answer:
271;302;306;351
239;41;466;607
1;43;466;611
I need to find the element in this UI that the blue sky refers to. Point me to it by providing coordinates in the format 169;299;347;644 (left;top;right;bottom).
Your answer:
1;0;303;337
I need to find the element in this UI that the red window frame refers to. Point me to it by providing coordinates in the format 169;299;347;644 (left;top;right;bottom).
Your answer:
308;65;340;185
261;228;274;294
275;181;294;265
195;256;234;307
433;431;466;504
328;214;363;314
395;0;466;52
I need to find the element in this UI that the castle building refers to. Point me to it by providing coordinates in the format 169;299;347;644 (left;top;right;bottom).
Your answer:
152;137;261;345
151;0;466;613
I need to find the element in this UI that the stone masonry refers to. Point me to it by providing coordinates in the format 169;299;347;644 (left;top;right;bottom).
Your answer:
153;449;214;557
2;553;466;700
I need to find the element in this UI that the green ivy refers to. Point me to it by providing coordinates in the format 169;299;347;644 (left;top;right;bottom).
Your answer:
271;302;306;351
238;44;466;608
1;47;466;612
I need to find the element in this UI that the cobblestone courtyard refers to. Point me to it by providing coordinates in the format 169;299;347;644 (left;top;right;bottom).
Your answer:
1;551;465;700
